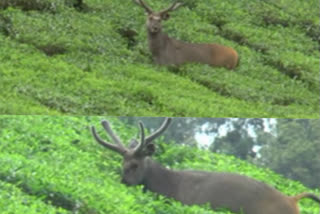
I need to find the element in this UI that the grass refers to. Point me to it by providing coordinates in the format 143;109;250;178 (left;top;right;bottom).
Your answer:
0;0;319;118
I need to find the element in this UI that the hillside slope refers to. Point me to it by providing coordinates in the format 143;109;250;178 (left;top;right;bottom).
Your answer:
0;0;319;118
0;115;319;213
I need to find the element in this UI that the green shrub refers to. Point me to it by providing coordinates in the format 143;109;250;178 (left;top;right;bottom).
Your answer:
0;0;318;117
0;116;319;213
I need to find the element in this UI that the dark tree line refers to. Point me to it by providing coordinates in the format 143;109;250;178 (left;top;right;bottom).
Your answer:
257;119;320;189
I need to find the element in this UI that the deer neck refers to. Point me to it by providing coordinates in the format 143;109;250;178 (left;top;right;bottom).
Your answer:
142;158;179;198
147;30;167;56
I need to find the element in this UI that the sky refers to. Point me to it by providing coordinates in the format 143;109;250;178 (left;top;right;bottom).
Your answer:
195;118;277;149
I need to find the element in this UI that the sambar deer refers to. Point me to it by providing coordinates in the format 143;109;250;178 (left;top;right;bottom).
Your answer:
133;0;239;69
91;117;320;214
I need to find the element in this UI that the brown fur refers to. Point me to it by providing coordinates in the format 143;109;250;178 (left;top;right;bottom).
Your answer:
134;0;239;70
210;44;239;69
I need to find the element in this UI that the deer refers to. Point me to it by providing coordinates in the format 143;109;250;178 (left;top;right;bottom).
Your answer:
133;0;239;70
91;117;320;214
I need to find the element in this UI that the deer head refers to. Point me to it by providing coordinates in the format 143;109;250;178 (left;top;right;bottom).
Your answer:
134;0;183;33
91;118;172;185
91;118;320;214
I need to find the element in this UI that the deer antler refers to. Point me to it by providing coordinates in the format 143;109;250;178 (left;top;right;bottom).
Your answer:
134;121;146;154
133;117;172;154
91;120;127;155
134;0;153;13
145;117;172;144
92;118;171;155
134;118;171;154
159;1;183;15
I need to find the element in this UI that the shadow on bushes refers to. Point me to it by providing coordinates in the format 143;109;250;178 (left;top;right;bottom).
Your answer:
0;0;52;12
37;44;67;56
0;14;14;36
0;0;88;12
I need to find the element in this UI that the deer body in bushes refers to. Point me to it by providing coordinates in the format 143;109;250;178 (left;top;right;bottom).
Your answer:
133;0;239;69
91;117;320;214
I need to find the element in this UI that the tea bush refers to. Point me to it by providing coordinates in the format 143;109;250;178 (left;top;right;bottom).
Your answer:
0;116;319;213
0;0;319;117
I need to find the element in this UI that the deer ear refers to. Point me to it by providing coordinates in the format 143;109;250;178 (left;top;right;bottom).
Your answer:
145;143;155;156
161;13;170;20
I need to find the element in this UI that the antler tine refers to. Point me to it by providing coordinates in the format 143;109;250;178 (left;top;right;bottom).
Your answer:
91;125;127;155
159;1;183;14
134;0;153;13
134;121;146;153
145;117;172;144
139;121;145;146
101;120;126;150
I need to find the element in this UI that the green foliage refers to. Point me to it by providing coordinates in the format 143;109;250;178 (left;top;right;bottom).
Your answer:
258;119;320;189
0;0;85;12
0;0;318;117
0;181;69;214
0;116;319;213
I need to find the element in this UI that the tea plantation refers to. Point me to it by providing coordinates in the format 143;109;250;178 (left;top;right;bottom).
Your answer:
0;0;319;117
0;115;319;213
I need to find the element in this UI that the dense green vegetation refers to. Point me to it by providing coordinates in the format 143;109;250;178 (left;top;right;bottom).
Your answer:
0;115;319;213
0;0;319;117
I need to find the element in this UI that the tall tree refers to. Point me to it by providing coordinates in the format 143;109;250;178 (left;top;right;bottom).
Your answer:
258;119;320;189
209;118;265;160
